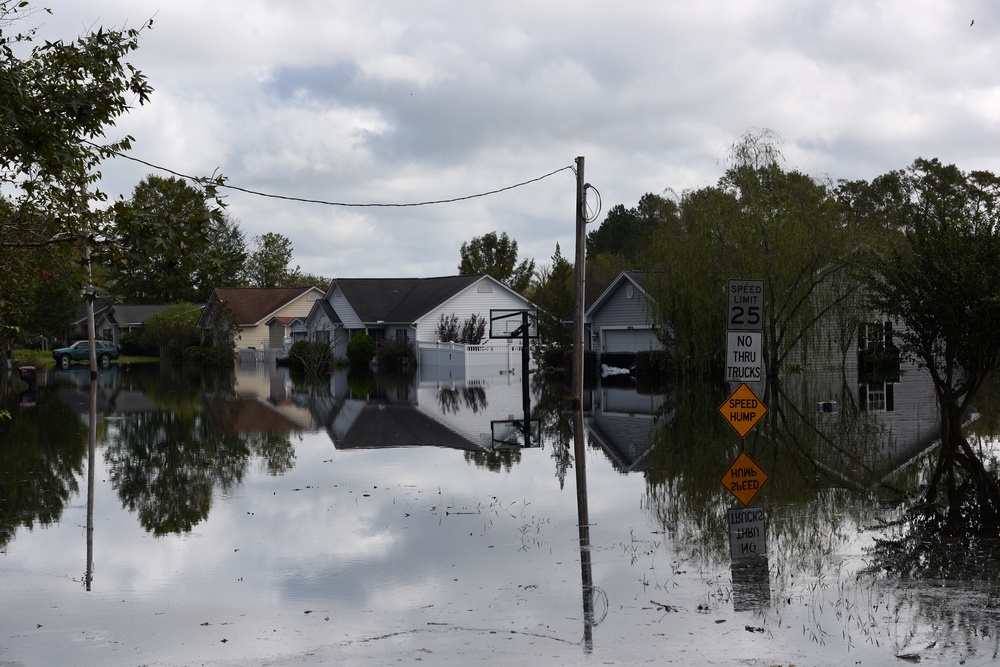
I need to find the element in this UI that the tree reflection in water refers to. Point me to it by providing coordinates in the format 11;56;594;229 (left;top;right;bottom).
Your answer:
635;362;1000;656
0;389;88;551
104;365;295;536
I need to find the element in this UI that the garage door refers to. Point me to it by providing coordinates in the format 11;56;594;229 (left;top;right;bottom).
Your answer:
602;328;662;353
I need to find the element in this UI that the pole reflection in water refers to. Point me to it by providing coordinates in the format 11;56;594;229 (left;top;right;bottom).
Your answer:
573;407;595;652
730;557;770;612
85;374;97;591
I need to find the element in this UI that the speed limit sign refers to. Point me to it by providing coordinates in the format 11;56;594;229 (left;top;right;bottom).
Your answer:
727;279;764;331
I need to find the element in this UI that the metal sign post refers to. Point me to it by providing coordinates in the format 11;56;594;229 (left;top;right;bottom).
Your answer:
721;278;770;583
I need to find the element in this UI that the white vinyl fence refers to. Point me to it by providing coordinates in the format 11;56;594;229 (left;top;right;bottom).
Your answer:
418;340;528;379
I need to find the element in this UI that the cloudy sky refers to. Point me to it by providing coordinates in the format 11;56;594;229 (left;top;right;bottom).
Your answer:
43;0;1000;281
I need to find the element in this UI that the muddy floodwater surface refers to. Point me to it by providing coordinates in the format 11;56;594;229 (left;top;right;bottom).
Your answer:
2;361;1000;665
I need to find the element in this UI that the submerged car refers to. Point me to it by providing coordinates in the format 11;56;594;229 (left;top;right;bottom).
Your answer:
52;340;121;369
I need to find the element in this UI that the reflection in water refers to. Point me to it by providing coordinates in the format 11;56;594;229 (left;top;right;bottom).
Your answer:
573;407;595;652
3;357;1000;664
730;557;769;613
0;375;87;552
86;375;97;591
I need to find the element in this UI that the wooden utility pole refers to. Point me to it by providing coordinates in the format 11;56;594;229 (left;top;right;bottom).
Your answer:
572;155;593;650
572;156;590;516
573;156;586;408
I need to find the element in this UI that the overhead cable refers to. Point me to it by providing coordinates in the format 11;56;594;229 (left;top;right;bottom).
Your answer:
94;143;576;208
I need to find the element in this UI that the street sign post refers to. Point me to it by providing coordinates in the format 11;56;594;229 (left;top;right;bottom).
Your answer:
718;383;768;439
721;451;769;506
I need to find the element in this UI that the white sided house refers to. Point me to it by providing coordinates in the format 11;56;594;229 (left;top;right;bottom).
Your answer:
585;271;664;356
305;274;532;370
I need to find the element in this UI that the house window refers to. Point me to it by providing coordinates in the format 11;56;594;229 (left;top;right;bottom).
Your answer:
370;329;385;343
626;284;634;299
316;330;330;344
478;282;493;293
865;384;886;411
102;328;112;340
396;329;409;343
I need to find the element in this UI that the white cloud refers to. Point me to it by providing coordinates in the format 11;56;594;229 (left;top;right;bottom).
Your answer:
36;0;1000;280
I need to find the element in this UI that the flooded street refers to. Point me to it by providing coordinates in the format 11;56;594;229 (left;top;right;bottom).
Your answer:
2;361;1000;665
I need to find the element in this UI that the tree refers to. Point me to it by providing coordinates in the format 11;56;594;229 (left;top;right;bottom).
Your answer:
142;304;201;362
458;231;534;294
0;198;83;347
585;252;631;309
200;213;247;295
108;175;241;303
436;313;460;342
245;232;300;288
436;313;486;344
644;129;857;379
586;193;677;265
530;243;575;348
0;3;228;361
864;158;1000;527
0;2;156;353
460;313;487;345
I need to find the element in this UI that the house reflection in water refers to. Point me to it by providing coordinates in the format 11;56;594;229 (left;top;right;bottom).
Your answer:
585;381;666;473
231;365;318;433
800;321;942;482
306;367;533;453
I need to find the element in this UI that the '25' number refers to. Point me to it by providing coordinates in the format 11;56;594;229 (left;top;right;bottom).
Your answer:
730;305;761;327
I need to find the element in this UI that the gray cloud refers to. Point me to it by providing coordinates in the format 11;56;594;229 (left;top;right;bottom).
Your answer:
40;0;1000;281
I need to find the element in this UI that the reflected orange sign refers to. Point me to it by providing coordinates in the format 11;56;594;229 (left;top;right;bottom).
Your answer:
721;451;769;506
718;383;767;438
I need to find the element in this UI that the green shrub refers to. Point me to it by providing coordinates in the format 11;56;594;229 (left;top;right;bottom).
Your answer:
289;340;333;377
120;329;156;356
347;332;376;368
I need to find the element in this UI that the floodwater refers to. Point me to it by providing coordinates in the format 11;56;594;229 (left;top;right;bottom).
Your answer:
1;358;999;666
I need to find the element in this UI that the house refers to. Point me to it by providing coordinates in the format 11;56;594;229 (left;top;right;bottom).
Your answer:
67;298;115;342
584;271;664;355
264;316;309;349
198;287;324;351
95;304;181;348
305;274;531;358
69;302;184;347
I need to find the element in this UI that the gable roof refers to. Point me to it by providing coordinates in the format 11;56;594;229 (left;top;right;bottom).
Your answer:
205;287;321;326
584;271;652;319
317;299;342;324
104;304;178;326
71;298;115;327
330;274;513;324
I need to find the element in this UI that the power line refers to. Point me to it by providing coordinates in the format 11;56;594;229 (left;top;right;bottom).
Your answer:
97;144;575;208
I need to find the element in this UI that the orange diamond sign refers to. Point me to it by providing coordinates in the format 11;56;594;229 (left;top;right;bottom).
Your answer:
721;451;769;506
719;383;767;438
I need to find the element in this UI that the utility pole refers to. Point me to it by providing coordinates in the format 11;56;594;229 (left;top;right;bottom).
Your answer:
572;155;593;650
572;155;590;522
573;156;586;409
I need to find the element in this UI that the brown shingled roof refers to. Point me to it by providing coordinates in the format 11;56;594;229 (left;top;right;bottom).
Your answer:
209;287;316;325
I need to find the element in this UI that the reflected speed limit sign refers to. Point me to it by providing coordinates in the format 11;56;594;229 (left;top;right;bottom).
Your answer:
728;279;764;331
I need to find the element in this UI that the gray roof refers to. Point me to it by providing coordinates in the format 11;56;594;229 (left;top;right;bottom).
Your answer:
333;275;485;324
332;403;487;452
318;299;342;324
107;304;178;326
71;299;115;326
